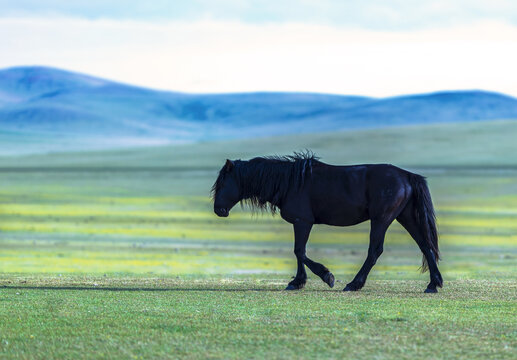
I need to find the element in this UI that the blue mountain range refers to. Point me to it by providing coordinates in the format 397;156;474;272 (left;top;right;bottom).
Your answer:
1;66;517;154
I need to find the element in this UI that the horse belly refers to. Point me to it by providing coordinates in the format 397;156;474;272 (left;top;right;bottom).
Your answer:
310;167;369;226
312;198;369;226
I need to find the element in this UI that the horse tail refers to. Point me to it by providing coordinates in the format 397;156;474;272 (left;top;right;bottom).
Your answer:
408;173;440;272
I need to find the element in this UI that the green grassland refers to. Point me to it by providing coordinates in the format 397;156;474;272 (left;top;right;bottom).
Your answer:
1;276;515;359
0;120;516;359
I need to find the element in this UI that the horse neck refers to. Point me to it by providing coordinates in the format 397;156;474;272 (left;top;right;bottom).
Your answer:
238;161;292;205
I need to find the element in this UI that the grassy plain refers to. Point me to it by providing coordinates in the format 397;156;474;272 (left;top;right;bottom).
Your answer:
1;276;515;359
0;120;516;359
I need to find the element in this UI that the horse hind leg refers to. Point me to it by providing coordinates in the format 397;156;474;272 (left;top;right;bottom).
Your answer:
397;202;443;293
344;219;389;291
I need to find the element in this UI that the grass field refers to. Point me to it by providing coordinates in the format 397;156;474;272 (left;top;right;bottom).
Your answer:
1;276;515;359
0;120;516;359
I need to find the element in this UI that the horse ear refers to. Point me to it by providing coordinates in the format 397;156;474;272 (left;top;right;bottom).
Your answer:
225;159;234;171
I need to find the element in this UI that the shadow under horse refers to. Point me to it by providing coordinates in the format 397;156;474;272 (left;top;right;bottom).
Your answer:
212;152;443;293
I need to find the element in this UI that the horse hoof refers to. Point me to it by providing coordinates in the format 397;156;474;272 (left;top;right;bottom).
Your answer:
343;283;360;292
424;288;438;294
323;272;335;288
285;283;304;290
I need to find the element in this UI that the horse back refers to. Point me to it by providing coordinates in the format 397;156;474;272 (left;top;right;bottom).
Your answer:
307;163;410;225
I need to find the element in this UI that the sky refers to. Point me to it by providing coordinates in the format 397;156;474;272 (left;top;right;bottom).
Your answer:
1;0;516;97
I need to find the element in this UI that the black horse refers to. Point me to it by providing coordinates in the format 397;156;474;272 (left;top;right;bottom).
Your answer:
212;152;443;293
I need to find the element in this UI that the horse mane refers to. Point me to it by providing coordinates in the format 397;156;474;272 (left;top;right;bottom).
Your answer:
212;151;320;214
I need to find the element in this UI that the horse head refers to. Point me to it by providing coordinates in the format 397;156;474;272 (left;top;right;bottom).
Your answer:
212;159;240;217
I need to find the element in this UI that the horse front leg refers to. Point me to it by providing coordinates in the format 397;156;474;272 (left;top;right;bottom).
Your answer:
285;255;308;290
285;221;310;290
285;220;334;290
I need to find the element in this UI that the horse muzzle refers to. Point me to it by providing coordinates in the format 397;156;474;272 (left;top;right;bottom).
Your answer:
214;207;229;217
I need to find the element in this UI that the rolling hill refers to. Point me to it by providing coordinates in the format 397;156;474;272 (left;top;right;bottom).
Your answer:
1;66;517;155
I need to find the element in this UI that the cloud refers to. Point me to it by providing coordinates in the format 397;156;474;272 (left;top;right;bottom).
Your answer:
1;17;516;97
0;1;516;30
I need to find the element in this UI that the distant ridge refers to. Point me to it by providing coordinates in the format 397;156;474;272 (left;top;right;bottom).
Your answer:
1;66;517;155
